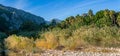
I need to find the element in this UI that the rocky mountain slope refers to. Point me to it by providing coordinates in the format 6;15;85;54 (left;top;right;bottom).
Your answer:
0;4;45;31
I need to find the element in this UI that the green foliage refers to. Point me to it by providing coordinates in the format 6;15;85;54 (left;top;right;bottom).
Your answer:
88;9;94;18
95;10;105;19
0;16;10;32
95;17;112;27
0;32;7;39
20;20;39;31
54;9;120;30
0;32;7;51
117;13;120;25
17;31;40;39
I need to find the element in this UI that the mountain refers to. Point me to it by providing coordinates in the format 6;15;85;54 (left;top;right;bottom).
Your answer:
52;19;62;23
0;4;45;31
46;19;62;25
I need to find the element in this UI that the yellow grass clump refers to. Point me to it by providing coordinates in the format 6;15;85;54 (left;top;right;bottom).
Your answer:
5;35;34;52
36;32;59;49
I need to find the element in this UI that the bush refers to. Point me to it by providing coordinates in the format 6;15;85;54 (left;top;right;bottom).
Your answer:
5;35;35;52
36;29;86;50
0;32;7;39
20;20;39;31
0;16;10;33
77;26;120;47
17;31;40;39
36;31;59;49
0;32;7;51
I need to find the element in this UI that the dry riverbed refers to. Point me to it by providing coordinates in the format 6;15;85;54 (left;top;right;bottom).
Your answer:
40;47;120;56
40;50;120;56
6;47;120;56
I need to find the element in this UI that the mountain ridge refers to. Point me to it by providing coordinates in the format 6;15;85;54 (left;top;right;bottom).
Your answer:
0;4;45;31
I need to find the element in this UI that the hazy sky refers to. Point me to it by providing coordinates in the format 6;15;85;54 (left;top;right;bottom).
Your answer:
0;0;120;20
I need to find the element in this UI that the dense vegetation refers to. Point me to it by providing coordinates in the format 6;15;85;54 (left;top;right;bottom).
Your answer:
0;9;120;55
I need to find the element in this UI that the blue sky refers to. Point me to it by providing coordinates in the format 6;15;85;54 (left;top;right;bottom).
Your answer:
0;0;120;20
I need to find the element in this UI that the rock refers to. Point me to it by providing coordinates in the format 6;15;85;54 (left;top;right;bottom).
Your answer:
55;45;65;50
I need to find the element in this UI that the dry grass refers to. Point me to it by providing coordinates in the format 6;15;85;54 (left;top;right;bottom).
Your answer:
5;35;34;52
35;32;59;49
36;26;120;50
4;26;120;53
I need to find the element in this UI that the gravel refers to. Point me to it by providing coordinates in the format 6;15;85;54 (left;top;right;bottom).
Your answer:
5;47;120;56
40;50;120;56
40;47;120;56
